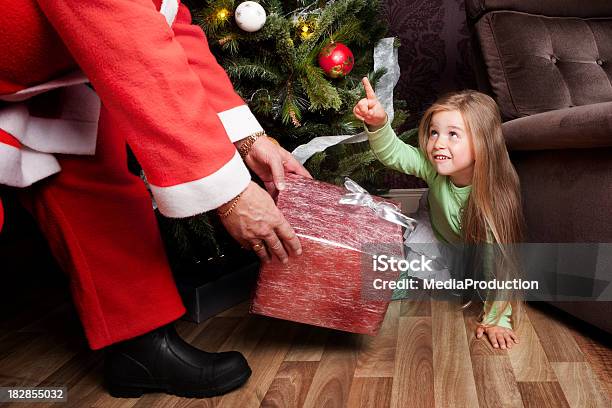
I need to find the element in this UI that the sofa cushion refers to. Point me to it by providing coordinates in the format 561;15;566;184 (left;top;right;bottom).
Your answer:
475;11;612;120
502;101;612;151
511;147;612;243
467;0;612;21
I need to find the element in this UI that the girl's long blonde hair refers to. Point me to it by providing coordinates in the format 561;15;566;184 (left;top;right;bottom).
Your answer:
418;90;525;329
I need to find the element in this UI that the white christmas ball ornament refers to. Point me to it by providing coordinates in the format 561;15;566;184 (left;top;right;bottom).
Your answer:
235;1;267;32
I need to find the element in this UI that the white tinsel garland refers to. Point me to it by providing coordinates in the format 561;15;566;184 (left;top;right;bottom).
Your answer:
291;37;401;164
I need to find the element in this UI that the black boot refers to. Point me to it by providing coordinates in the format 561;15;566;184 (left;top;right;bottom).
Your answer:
104;323;251;398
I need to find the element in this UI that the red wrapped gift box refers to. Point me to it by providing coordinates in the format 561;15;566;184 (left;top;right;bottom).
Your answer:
250;174;406;335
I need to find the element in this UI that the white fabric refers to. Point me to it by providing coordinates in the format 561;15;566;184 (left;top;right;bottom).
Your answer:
0;73;100;187
159;0;179;26
0;2;181;188
0;70;89;103
149;151;251;218
218;105;265;142
0;143;61;188
0;85;99;155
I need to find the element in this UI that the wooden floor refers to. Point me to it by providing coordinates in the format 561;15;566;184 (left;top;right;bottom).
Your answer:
0;287;610;408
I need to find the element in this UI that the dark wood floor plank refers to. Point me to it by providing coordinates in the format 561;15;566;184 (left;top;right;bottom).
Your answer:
0;332;38;363
17;302;81;337
191;317;244;351
0;289;70;340
1;287;610;407
552;362;610;408
167;397;215;408
216;320;297;408
284;325;329;362
565;316;612;401
38;349;103;389
302;331;360;408
355;301;400;378
471;356;523;408
391;317;434;408
526;305;585;363
47;358;108;408
507;312;557;382
260;361;319;408
217;315;271;356
464;303;524;407
431;300;479;408
216;301;251;317
0;333;79;387
517;381;570;408
347;377;393;408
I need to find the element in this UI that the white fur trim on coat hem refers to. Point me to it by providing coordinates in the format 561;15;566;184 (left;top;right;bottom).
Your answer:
0;85;100;155
148;150;251;218
217;105;264;142
0;143;61;187
0;71;88;103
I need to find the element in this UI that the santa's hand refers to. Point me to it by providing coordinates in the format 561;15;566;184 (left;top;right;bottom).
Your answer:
239;135;312;195
219;181;302;264
353;77;388;131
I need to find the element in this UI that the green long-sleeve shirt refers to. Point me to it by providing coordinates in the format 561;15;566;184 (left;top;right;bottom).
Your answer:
367;120;512;329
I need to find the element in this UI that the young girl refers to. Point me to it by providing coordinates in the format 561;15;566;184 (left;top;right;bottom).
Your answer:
354;78;523;349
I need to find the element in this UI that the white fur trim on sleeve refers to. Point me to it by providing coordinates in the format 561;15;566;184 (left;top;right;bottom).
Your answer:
217;105;264;142
148;150;251;218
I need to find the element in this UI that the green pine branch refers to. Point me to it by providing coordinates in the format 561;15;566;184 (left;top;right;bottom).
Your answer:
300;65;342;111
224;57;282;83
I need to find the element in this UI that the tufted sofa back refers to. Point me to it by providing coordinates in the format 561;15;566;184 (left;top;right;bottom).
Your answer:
466;0;612;120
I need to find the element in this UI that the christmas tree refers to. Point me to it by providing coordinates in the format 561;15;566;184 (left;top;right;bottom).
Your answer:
159;0;414;270
191;0;386;147
188;0;414;186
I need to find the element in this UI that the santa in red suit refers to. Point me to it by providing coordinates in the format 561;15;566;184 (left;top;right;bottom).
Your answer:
0;0;308;398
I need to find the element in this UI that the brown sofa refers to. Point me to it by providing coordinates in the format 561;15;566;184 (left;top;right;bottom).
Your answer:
466;0;612;333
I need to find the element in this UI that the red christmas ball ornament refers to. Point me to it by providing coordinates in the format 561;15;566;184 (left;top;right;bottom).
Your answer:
318;42;354;78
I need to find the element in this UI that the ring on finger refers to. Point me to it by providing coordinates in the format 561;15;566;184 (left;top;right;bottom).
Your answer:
252;242;265;252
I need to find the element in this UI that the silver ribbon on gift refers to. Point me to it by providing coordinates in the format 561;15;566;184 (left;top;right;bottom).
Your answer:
339;177;417;232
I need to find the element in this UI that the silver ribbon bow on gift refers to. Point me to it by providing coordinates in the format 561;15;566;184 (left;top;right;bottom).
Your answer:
339;177;418;232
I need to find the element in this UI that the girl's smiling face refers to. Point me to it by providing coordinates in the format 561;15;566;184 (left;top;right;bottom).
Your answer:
426;110;475;187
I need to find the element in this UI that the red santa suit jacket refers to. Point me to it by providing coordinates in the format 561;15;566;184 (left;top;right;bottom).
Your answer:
0;0;262;218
